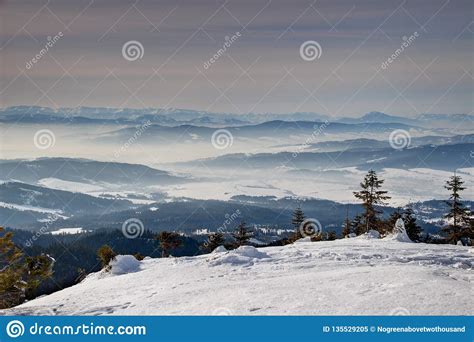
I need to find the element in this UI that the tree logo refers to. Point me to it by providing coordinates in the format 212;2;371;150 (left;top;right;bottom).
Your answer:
6;320;25;338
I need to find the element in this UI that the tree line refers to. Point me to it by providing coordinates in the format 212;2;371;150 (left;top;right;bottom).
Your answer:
195;170;473;249
289;170;471;244
345;170;472;244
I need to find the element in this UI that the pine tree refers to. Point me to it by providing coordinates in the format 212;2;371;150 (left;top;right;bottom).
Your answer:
232;222;253;247
443;174;473;244
156;231;183;257
0;227;53;309
133;253;145;261
403;207;423;242
75;268;87;283
351;214;365;236
0;227;25;309
201;232;225;253
310;233;323;242
341;207;352;237
353;170;391;233
291;206;305;240
97;245;116;269
327;231;337;241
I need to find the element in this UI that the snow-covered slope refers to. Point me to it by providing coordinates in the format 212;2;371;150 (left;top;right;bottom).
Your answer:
4;239;473;316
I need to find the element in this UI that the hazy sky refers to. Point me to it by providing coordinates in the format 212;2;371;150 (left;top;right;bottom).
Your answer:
1;0;473;117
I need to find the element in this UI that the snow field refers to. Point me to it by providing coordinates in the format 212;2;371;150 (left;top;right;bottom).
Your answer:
5;239;473;316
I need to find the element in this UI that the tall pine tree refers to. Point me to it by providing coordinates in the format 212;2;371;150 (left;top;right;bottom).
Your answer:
403;206;422;242
443;174;473;244
341;207;352;237
232;222;253;247
291;206;305;240
155;231;183;257
201;232;225;253
0;227;53;309
353;170;391;234
351;214;365;236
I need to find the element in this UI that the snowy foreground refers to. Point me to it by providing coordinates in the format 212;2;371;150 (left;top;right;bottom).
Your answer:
5;237;474;316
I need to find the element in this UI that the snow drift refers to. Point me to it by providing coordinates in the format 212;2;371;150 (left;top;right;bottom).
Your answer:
384;218;413;243
109;255;141;275
207;245;270;266
212;246;227;253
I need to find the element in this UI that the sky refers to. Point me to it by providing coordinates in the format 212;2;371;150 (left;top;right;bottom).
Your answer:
1;0;473;117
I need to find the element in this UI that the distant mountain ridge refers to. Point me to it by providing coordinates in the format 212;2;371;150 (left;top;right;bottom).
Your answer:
1;106;471;128
0;157;188;186
95;119;427;146
176;143;473;172
0;181;134;216
300;134;474;152
0;106;328;126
